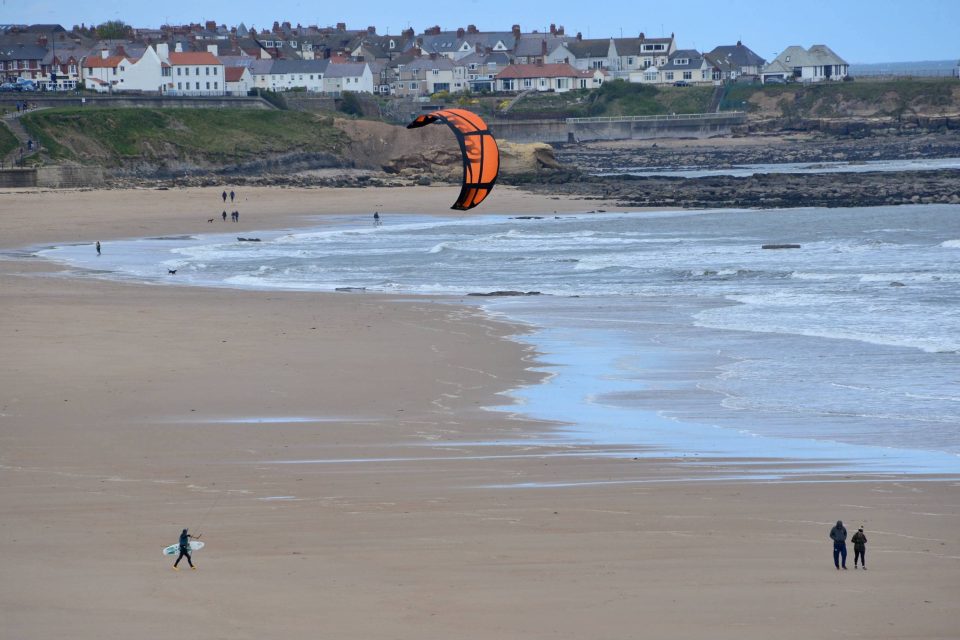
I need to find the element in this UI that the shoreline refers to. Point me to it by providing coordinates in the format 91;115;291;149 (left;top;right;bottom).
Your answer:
3;185;959;639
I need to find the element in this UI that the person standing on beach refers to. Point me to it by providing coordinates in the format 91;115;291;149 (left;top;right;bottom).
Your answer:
95;241;101;256
830;520;848;569
230;190;235;203
852;527;867;569
173;528;198;570
373;211;381;227
222;210;227;222
221;189;227;203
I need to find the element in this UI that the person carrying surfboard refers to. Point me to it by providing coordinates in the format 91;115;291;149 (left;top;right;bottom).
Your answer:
173;528;199;570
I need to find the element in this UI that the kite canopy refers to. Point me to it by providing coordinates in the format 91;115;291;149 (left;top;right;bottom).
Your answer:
406;108;499;211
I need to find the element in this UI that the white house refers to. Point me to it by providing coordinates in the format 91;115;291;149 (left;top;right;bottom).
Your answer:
224;66;252;95
166;50;225;95
82;46;166;93
654;49;715;85
260;59;328;92
613;34;676;76
323;62;374;94
762;45;849;83
547;38;617;72
495;63;604;93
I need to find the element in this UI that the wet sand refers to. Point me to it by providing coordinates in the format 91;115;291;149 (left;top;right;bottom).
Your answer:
1;186;958;639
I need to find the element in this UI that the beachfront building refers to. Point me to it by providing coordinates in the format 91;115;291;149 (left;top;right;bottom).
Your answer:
82;46;166;93
322;62;374;95
613;34;676;75
262;59;329;92
547;37;617;72
224;65;252;95
657;49;715;85
494;62;605;93
165;50;225;95
762;45;849;83
705;41;766;81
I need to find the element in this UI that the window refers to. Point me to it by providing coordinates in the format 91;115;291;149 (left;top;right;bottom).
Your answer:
469;63;477;70
556;78;568;89
206;81;210;89
683;71;692;80
112;68;116;75
177;82;182;89
628;57;634;65
290;41;297;48
592;60;603;69
214;82;218;89
195;82;200;89
539;78;546;87
665;71;674;80
177;67;181;76
206;67;210;75
432;69;439;75
522;78;532;88
675;58;688;66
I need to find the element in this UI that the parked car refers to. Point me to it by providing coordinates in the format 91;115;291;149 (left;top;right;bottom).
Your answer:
672;80;690;87
15;79;37;91
0;82;18;92
764;76;786;85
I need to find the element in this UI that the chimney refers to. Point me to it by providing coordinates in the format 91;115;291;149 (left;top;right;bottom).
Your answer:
737;40;742;46
272;21;281;32
282;21;291;30
542;40;547;56
100;48;109;59
402;27;414;38
367;26;376;34
175;42;183;52
467;24;477;34
549;23;556;35
457;27;465;38
557;26;564;35
205;20;216;31
512;24;521;37
207;43;218;56
37;35;48;47
639;32;645;40
155;42;169;60
576;32;582;41
336;22;346;31
116;45;126;57
427;25;440;36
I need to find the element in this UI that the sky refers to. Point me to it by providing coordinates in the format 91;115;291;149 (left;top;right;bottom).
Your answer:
6;0;959;63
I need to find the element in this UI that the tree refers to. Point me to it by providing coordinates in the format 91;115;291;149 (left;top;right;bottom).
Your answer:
338;92;363;116
95;20;131;40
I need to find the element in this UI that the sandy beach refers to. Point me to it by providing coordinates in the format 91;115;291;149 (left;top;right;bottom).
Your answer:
1;185;958;639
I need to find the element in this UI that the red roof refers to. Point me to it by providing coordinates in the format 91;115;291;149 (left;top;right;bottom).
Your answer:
168;51;221;65
225;66;247;82
496;63;594;79
85;55;126;69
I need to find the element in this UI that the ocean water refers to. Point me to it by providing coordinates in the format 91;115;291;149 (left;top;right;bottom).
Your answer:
595;157;960;178
39;205;960;476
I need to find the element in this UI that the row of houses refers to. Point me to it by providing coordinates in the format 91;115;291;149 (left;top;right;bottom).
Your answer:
1;22;849;97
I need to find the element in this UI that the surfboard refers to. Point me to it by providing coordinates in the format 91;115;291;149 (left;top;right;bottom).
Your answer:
163;540;205;556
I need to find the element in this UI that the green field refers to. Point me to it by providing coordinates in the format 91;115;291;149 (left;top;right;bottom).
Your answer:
20;108;347;164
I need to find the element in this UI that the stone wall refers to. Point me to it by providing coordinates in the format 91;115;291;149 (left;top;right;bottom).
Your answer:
0;166;105;188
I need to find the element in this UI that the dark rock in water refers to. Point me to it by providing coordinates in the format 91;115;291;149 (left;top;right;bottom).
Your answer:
335;287;367;292
761;244;802;249
511;216;544;220
237;237;262;242
889;281;906;287
467;290;541;297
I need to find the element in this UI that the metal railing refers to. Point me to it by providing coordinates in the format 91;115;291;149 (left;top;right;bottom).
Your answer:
566;111;745;124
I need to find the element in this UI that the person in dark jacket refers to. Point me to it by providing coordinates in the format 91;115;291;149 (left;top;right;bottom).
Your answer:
852;527;867;569
829;520;848;569
173;528;198;570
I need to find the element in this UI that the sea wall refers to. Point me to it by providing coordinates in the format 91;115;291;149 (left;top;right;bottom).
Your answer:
0;166;105;188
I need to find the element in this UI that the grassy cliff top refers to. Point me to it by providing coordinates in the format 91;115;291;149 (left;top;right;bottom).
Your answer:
20;108;347;165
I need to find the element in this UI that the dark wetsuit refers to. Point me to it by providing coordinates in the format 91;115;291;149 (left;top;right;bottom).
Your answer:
174;531;194;568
